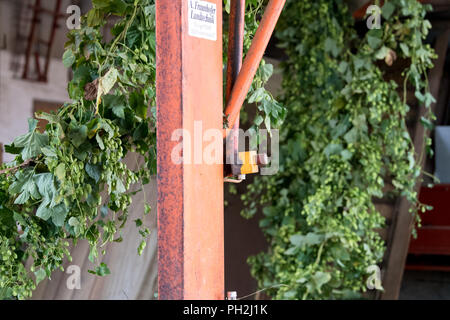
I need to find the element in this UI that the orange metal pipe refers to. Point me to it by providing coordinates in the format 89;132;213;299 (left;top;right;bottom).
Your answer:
223;0;286;138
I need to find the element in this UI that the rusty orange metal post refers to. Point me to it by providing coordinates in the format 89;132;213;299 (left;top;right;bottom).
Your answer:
156;0;224;300
225;0;245;178
223;0;286;138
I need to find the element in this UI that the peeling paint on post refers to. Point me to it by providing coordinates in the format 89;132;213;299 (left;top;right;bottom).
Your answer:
156;0;224;300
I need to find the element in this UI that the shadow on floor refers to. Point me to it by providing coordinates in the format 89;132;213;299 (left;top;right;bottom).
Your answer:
400;270;450;299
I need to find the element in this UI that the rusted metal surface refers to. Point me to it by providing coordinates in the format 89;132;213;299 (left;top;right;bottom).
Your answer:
182;0;224;299
223;0;286;138
225;0;245;178
156;0;184;300
157;0;224;300
225;0;245;102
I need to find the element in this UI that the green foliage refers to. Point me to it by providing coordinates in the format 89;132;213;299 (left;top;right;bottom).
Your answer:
13;119;49;161
242;0;435;299
88;262;111;276
0;0;157;300
0;0;279;300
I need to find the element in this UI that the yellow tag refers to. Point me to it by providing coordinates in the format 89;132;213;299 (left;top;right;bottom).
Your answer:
239;151;259;175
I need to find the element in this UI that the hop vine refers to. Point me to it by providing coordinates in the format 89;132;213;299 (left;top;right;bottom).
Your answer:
0;0;280;300
242;0;436;299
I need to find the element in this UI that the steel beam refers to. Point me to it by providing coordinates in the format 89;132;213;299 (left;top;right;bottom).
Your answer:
224;0;245;178
156;0;224;300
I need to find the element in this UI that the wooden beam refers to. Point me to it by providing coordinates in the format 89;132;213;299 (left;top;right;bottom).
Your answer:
381;29;450;300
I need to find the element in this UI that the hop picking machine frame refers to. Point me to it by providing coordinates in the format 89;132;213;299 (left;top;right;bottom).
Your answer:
156;0;286;299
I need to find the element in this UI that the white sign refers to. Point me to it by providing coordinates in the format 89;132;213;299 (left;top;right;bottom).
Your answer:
188;0;217;41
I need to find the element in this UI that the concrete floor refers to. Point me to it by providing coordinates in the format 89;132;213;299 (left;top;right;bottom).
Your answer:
400;270;450;299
